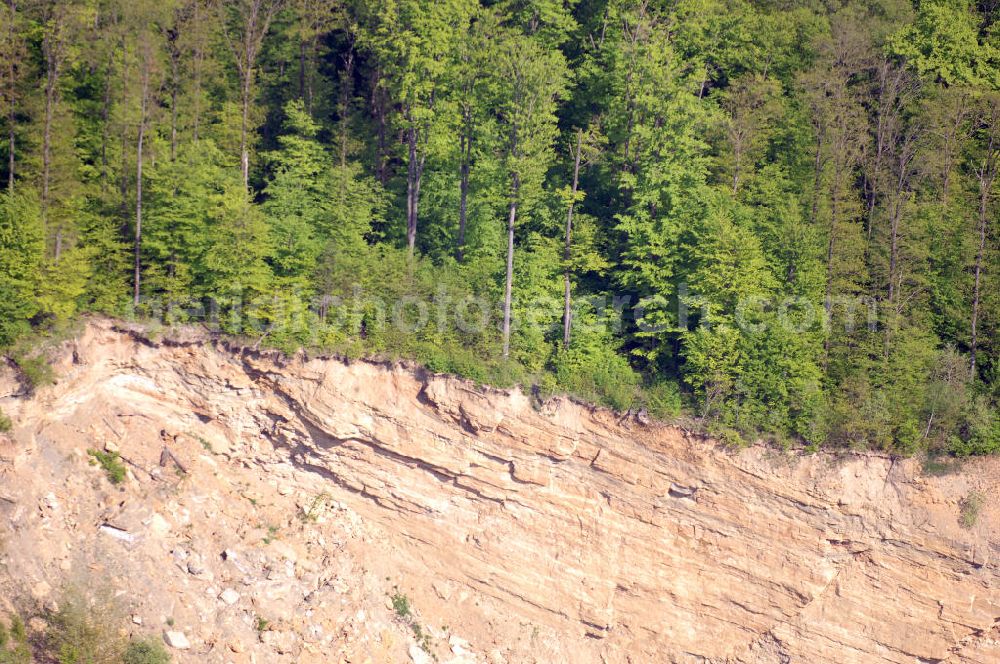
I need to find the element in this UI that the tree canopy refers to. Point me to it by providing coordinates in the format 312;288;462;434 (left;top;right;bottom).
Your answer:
1;0;998;455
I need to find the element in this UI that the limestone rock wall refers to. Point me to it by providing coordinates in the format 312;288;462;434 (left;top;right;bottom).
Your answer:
1;319;997;663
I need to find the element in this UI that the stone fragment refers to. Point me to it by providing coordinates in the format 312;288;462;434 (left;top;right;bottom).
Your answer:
31;581;51;599
163;631;190;650
219;588;240;605
408;644;432;664
261;629;297;654
146;513;171;537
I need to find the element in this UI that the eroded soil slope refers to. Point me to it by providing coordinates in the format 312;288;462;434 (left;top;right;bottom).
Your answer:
0;319;998;663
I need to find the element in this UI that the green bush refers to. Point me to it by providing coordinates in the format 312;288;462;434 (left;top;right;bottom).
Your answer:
391;592;411;619
922;454;961;476
417;342;490;384
950;401;1000;456
554;343;639;411
960;490;984;528
46;591;125;664
642;380;683;420
88;449;127;484
14;354;55;392
123;639;171;664
706;421;748;448
0;409;11;433
0;614;31;664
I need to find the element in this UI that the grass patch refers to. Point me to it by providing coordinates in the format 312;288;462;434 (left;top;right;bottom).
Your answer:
390;591;433;654
44;589;126;663
922;454;961;477
123;638;171;664
0;613;31;664
391;592;411;619
960;490;985;528
12;354;55;393
0;409;11;434
27;588;171;663
87;449;127;484
641;380;684;420
410;622;433;654
299;493;332;523
706;422;748;448
254;616;270;633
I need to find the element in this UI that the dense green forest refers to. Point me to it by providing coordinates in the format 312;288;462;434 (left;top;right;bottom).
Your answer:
0;0;997;454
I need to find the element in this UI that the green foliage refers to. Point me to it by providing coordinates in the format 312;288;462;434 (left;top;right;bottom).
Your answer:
14;354;55;392
642;380;684;421
410;621;433;655
122;639;171;664
921;454;962;477
0;410;11;433
9;617;24;644
0;614;31;664
143;140;234;311
959;490;984;528
46;590;126;664
300;492;332;523
555;321;639;411
88;449;127;485
0;191;44;347
263;101;329;279
888;0;1000;86
389;590;433;652
0;0;997;457
36;247;92;325
391;592;411;619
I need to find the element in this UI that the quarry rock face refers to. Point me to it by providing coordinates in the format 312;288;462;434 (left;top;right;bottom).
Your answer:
0;319;998;663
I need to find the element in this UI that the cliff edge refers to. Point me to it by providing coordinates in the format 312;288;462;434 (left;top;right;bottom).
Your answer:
0;319;997;663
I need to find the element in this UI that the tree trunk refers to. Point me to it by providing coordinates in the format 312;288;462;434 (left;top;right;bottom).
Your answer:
404;103;428;258
502;172;519;359
731;150;741;195
5;0;14;191
970;110;998;375
939;93;969;207
240;76;250;190
6;109;11;191
406;116;418;255
298;38;306;100
372;68;387;185
134;78;148;307
307;35;318;114
970;192;987;376
822;162;840;369
887;199;900;306
99;50;113;191
192;2;204;142
119;36;129;226
457;104;472;261
169;46;179;161
885;152;914;356
42;34;58;257
563;130;582;348
226;0;281;191
809;130;825;225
